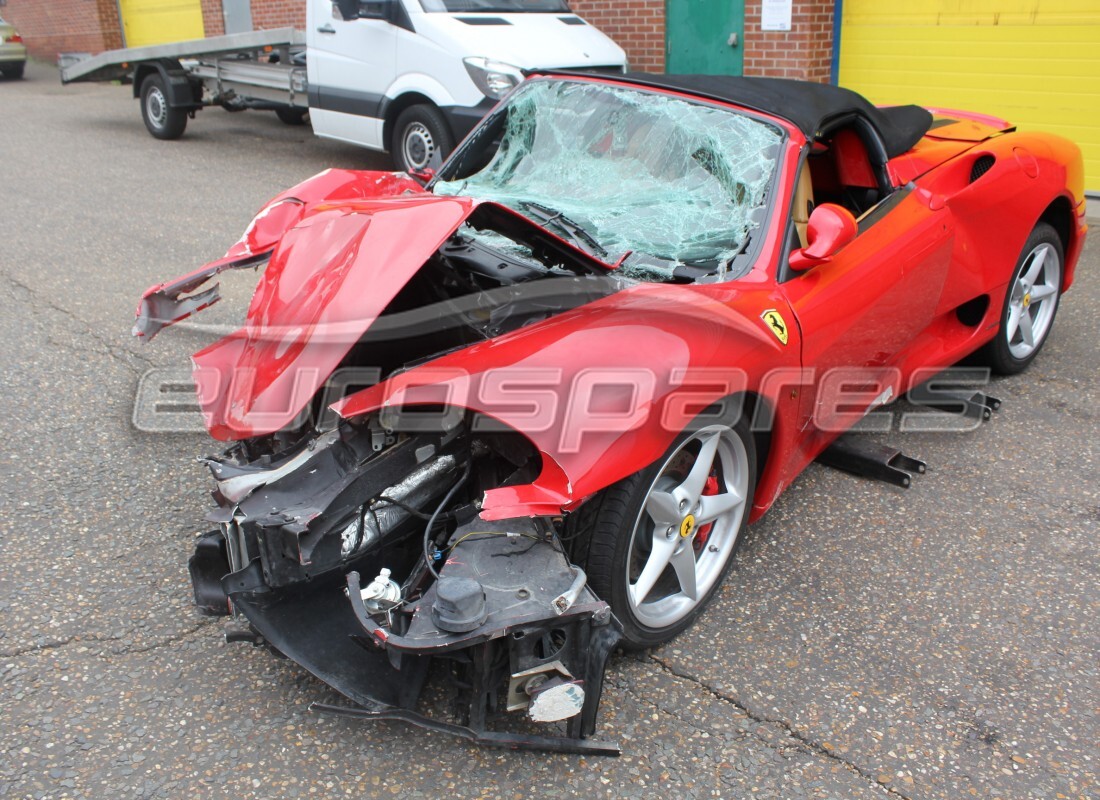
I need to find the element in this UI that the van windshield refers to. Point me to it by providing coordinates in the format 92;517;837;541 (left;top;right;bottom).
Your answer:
419;0;571;12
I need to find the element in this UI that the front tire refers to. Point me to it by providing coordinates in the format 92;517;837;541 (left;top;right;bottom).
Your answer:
391;104;453;173
982;222;1063;375
140;74;188;140
1;62;25;79
569;415;756;649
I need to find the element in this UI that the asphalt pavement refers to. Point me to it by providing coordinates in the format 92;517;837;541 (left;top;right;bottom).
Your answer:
0;60;1096;800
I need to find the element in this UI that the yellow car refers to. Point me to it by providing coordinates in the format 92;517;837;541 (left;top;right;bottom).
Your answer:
0;16;26;79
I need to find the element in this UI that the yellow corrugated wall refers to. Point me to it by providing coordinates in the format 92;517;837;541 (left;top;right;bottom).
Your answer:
119;0;205;48
839;0;1100;191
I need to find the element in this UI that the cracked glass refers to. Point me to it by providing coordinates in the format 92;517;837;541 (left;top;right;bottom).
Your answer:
435;79;782;279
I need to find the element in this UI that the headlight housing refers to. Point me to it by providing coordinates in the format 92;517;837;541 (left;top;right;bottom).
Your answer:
463;57;524;100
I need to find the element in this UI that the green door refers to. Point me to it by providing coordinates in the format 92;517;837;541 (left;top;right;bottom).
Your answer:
666;0;745;75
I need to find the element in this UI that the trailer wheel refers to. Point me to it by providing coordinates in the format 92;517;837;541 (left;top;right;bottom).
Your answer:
275;107;308;126
140;74;188;140
392;104;453;173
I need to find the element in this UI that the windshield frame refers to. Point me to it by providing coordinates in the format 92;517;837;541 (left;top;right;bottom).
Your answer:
418;0;572;12
435;75;789;283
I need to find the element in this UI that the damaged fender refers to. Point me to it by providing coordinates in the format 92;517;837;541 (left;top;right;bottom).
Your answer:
333;283;797;519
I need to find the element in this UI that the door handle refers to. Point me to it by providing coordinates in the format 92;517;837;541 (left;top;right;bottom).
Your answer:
316;24;336;34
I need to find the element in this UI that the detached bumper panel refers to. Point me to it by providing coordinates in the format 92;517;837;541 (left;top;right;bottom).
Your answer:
232;585;428;711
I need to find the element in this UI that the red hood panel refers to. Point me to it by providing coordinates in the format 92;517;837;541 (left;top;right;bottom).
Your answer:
133;170;428;341
193;194;474;440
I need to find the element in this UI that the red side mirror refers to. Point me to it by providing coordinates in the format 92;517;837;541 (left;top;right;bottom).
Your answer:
789;203;858;271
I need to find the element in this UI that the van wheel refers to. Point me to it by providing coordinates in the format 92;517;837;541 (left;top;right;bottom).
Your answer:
275;107;308;125
392;104;453;173
140;74;188;140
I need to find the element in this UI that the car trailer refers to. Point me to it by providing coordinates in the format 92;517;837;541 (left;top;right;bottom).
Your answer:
60;28;308;139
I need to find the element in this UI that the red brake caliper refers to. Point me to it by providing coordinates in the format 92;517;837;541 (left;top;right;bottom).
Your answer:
694;474;720;551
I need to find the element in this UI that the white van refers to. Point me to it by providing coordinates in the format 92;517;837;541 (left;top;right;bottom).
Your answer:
311;0;627;170
61;0;627;171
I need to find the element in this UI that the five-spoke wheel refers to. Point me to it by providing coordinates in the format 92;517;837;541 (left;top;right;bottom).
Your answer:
983;222;1063;374
570;413;756;648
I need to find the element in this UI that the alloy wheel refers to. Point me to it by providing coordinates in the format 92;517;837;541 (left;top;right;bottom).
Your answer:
625;425;750;629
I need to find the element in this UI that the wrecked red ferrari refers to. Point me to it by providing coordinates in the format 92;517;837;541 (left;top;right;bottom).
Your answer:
137;73;1086;753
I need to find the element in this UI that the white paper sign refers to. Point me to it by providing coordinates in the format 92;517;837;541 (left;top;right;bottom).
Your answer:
761;0;793;32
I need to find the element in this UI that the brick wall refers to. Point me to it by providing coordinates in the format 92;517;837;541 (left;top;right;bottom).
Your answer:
250;0;306;30
572;0;834;81
571;0;665;73
198;1;304;35
743;0;834;82
6;0;835;81
1;0;304;61
201;0;226;37
2;0;121;60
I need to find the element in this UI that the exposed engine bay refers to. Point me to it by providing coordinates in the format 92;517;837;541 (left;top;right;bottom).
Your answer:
163;173;632;754
191;415;622;754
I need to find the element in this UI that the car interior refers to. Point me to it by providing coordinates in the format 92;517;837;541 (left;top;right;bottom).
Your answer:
791;117;901;251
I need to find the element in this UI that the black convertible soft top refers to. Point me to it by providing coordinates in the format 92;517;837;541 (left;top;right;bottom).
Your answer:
554;72;934;159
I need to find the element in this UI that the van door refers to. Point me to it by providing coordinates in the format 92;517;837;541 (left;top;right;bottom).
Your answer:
307;0;398;149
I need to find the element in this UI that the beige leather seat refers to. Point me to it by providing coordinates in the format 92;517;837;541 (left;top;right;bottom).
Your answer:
793;160;814;248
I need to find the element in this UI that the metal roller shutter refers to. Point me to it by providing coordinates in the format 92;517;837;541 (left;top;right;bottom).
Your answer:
838;0;1100;191
119;0;206;48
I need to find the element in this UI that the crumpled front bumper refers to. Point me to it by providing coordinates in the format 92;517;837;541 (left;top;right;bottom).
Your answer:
189;520;623;754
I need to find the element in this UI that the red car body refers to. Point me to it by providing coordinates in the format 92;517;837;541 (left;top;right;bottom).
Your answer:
138;73;1086;752
140;78;1086;522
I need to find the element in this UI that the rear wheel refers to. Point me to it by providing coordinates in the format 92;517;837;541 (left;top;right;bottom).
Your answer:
392;104;453;173
981;222;1063;374
140;74;188;140
1;62;24;79
569;414;756;649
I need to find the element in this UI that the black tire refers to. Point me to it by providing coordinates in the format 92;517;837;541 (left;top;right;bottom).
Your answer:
980;221;1064;375
275;107;308;125
140;73;188;140
1;62;25;79
391;104;453;173
567;412;757;649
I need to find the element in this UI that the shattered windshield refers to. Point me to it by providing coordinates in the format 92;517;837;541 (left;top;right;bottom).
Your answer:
434;79;782;280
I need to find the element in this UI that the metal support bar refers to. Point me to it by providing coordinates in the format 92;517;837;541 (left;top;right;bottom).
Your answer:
310;702;621;756
466;642;493;732
816;435;927;488
917;390;1002;421
61;28;305;83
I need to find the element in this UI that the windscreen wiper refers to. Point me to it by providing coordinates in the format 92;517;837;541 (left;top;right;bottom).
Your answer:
519;201;608;258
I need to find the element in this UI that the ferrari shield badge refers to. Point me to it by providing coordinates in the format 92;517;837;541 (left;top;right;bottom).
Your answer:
760;309;789;345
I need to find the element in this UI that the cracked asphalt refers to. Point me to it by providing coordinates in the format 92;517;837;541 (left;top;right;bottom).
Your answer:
1;61;1097;800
